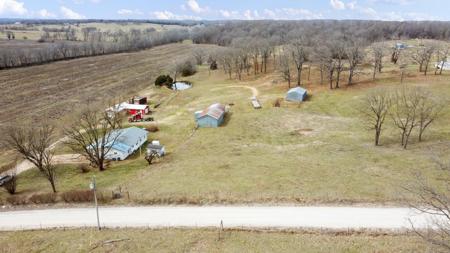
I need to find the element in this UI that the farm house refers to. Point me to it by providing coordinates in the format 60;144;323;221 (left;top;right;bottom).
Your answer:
195;103;226;128
286;87;308;102
103;127;148;161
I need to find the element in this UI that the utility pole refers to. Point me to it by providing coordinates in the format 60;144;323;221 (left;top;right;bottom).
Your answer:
90;176;101;230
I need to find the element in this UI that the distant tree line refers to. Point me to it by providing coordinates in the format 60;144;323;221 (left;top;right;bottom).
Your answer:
191;21;449;89
0;29;189;69
0;19;204;27
192;20;450;46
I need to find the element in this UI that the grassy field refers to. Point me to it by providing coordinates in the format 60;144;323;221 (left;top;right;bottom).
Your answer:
0;228;427;252
2;49;450;205
1;40;449;206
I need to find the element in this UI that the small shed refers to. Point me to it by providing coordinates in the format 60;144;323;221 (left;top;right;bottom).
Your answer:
131;96;147;105
195;103;226;128
286;87;307;102
395;43;406;49
101;127;148;161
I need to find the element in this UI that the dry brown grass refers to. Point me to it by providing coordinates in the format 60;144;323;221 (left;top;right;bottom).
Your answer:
0;228;427;253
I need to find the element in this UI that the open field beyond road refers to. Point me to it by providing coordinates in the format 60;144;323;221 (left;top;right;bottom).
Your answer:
0;228;426;253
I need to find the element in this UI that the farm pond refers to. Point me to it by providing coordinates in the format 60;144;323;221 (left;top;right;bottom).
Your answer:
172;82;192;90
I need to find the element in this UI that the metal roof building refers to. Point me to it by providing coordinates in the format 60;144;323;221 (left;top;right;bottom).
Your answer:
286;87;308;102
436;61;450;71
103;127;148;161
194;103;226;128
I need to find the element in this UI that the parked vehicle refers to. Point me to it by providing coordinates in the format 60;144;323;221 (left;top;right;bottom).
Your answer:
0;175;12;187
128;112;154;123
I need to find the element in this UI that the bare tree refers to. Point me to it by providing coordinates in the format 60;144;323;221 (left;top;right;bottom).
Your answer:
333;42;346;89
64;105;122;172
232;50;246;80
423;44;436;76
289;40;309;86
171;58;196;82
250;41;260;75
417;92;444;142
312;44;330;85
404;157;450;252
278;51;292;88
346;39;365;85
314;45;335;89
260;40;272;73
217;49;234;79
434;46;449;75
5;123;57;193
371;44;385;80
390;86;422;149
192;48;205;65
360;88;392;146
411;43;435;75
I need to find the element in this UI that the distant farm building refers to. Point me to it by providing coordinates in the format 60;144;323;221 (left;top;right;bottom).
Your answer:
195;103;226;128
395;43;406;49
286;87;308;102
103;127;148;161
436;61;450;71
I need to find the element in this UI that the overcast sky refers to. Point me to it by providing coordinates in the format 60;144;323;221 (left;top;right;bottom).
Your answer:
0;0;449;21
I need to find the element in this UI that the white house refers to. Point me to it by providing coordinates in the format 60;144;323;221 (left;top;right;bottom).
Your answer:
103;127;148;161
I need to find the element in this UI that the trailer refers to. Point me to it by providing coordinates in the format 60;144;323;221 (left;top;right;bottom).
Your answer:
251;97;262;109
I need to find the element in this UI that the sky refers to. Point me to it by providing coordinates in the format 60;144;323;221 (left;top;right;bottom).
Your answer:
0;0;449;21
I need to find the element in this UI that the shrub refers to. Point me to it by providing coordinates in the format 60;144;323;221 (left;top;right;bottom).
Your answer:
179;60;197;77
3;175;17;195
29;193;57;204
209;60;218;70
61;190;94;203
145;124;159;133
273;98;281;107
155;75;173;87
6;195;28;205
61;190;111;203
78;164;90;173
